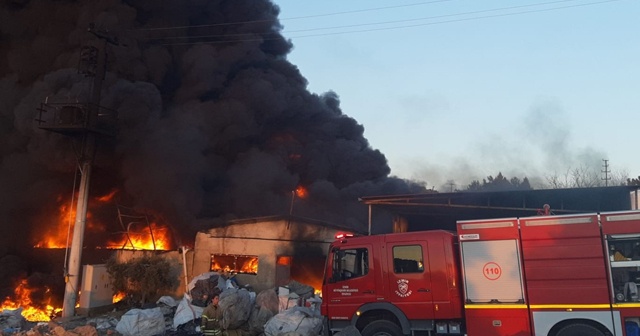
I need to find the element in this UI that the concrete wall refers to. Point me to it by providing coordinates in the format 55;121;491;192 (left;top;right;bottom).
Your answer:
192;218;343;292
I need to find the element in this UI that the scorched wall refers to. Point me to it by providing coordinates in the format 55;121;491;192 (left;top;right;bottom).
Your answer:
192;216;353;292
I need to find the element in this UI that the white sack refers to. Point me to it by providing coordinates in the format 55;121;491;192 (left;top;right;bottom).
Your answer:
115;307;165;336
264;307;323;336
173;294;204;329
156;295;178;307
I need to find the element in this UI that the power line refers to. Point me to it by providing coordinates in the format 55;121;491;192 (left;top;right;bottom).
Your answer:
283;0;626;38
134;0;455;31
281;0;596;34
147;0;592;42
279;0;455;20
157;0;626;46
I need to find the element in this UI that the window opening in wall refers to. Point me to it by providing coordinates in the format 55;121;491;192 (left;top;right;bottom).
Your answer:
210;254;258;275
277;256;292;266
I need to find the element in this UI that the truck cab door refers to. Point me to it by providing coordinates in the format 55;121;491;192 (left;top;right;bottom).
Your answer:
323;243;379;323
386;240;435;320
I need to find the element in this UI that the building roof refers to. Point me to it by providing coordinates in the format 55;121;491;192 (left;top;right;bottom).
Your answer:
360;186;640;232
210;214;367;235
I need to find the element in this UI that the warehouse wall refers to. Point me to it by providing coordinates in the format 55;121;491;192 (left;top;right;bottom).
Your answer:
193;217;343;292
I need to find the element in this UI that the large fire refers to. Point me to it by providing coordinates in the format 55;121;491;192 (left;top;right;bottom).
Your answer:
0;281;121;322
33;193;107;249
33;200;77;249
33;192;173;251
1;279;62;322
20;192;174;320
211;254;259;275
105;222;173;250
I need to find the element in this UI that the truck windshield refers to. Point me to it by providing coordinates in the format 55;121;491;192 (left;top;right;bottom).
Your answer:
332;248;369;282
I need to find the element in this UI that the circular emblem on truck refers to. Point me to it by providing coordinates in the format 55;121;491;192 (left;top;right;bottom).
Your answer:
483;262;502;280
395;279;413;297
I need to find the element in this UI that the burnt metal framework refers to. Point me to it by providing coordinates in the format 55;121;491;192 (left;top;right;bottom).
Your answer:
36;102;117;137
116;205;159;250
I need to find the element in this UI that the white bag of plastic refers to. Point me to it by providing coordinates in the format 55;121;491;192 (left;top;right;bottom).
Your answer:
173;294;205;329
264;306;323;336
115;307;165;336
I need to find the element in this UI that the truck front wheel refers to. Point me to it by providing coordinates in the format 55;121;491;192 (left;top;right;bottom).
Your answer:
361;320;403;336
554;323;605;336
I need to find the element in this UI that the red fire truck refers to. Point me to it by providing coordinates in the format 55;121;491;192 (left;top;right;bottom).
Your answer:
321;210;640;336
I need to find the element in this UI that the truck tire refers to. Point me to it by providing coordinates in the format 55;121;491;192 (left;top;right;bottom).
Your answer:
361;320;403;336
555;323;605;336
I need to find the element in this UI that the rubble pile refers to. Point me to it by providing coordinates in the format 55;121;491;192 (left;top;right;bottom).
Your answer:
0;311;122;336
0;274;324;336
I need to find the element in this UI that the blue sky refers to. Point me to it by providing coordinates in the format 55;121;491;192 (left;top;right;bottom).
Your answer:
274;0;640;190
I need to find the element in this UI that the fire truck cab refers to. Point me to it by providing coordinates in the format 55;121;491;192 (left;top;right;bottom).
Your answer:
321;230;464;336
321;210;640;336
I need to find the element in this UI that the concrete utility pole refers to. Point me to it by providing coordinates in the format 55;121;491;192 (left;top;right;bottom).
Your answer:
62;136;95;317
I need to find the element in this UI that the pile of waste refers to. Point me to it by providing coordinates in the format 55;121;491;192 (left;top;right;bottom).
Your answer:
0;273;324;336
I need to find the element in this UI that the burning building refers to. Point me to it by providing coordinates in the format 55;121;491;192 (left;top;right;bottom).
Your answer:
192;215;362;293
0;0;422;319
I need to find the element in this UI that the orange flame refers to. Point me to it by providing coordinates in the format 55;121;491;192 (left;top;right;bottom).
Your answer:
33;193;111;248
112;292;126;304
211;255;258;275
211;261;222;272
104;222;173;250
290;257;325;297
34;192;172;250
295;186;308;199
97;189;117;202
33;202;76;248
238;258;259;274
1;280;62;322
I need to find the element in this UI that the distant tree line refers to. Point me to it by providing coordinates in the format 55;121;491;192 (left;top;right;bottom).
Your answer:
465;173;532;192
628;176;640;186
442;165;631;192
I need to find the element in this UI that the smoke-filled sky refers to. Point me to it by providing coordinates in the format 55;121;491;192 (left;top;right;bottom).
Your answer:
0;0;426;253
275;0;640;190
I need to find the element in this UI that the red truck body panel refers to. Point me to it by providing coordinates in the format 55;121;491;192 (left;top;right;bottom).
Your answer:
519;214;610;305
457;218;531;336
463;307;531;336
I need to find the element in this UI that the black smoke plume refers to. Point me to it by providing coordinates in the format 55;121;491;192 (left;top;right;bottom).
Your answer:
0;0;424;270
